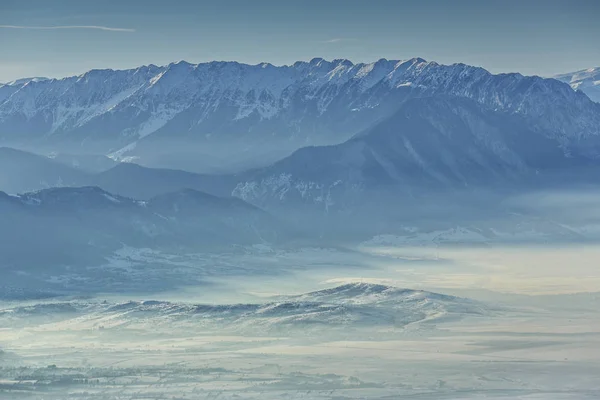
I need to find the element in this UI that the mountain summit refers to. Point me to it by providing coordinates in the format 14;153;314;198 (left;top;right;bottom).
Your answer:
555;67;600;103
1;58;599;172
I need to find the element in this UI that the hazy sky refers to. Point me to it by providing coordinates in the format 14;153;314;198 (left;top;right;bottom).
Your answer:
0;0;598;82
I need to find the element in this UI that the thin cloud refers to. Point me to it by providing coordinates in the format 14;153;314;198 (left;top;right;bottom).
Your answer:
0;25;135;32
321;38;357;44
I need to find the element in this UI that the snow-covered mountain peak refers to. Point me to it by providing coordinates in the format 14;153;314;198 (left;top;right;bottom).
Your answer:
332;58;353;67
554;66;600;103
1;57;599;159
555;67;600;83
309;57;327;66
281;283;479;313
2;77;49;86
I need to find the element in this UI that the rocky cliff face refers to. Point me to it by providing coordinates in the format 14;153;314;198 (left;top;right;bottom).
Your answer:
2;58;598;161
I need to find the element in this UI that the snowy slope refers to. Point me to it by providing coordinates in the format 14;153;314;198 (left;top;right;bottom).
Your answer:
555;67;600;103
231;96;598;210
1;58;599;161
0;283;489;333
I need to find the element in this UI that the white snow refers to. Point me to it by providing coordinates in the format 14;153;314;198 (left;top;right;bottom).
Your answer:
108;141;137;161
554;66;600;103
102;193;121;203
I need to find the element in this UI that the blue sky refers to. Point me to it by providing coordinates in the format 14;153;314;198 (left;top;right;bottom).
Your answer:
0;0;598;82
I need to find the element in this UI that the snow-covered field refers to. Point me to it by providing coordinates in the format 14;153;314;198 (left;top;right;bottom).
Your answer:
1;292;598;399
1;242;599;399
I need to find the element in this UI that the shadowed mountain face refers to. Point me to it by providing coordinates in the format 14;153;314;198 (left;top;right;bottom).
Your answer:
90;162;235;200
0;147;88;194
1;58;599;173
0;186;288;273
233;96;600;211
4;96;600;222
0;148;233;199
48;152;118;173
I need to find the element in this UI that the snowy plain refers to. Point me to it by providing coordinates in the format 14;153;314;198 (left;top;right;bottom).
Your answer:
1;240;599;400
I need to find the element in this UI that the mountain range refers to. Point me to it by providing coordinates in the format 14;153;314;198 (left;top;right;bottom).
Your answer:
0;147;231;198
0;283;489;333
232;95;600;211
2;58;600;248
0;185;288;275
1;58;599;174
